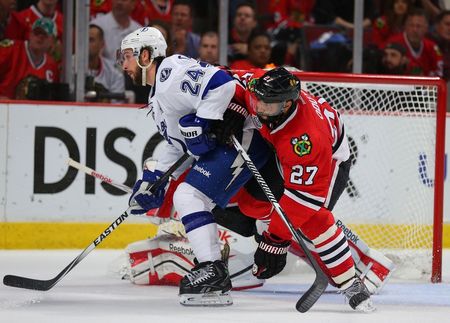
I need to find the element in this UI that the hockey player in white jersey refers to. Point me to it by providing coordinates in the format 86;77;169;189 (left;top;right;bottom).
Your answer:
118;27;270;306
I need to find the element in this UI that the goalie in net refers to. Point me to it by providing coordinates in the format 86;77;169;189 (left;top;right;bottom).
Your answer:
118;152;395;296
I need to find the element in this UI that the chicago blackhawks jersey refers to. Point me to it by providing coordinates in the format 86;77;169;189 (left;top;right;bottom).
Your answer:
0;39;59;99
245;88;350;239
387;32;444;77
6;5;63;41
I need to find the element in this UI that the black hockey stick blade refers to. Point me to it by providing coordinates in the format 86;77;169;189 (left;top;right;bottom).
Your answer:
4;257;79;291
295;269;329;312
294;229;329;312
3;226;100;291
4;275;60;291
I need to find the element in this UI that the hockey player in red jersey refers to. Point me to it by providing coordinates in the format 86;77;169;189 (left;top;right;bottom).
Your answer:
243;67;375;312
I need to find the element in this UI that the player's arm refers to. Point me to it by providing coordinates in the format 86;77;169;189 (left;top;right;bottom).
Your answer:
178;69;247;154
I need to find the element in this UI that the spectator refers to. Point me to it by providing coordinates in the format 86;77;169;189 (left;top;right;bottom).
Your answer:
228;2;257;63
230;29;274;70
5;0;63;41
150;20;173;56
430;10;450;80
263;0;316;29
4;0;63;62
378;42;412;74
386;8;443;76
91;0;173;26
413;0;441;19
372;0;413;48
0;0;16;40
0;17;59;99
87;24;125;101
170;0;200;58
198;31;219;65
90;0;111;19
142;0;173;25
91;0;142;61
313;0;375;29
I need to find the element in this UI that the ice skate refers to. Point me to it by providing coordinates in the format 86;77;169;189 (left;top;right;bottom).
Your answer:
179;260;232;306
341;276;376;312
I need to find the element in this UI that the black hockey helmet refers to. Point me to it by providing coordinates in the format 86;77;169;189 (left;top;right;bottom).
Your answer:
250;67;301;103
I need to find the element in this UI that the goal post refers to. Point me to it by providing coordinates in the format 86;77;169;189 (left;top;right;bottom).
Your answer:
292;72;446;283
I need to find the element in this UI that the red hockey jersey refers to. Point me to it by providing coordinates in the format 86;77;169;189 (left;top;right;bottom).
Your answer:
245;86;350;240
0;40;59;99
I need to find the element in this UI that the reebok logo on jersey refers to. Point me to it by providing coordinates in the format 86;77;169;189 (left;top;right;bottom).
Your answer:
335;220;360;244
291;134;312;157
193;165;211;178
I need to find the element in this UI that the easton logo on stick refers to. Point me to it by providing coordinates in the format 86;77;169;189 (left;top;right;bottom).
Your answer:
94;212;129;246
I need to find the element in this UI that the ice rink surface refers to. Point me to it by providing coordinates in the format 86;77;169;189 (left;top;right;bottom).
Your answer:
1;249;449;323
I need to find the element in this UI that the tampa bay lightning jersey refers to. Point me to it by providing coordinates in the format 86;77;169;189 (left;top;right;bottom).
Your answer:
148;54;236;177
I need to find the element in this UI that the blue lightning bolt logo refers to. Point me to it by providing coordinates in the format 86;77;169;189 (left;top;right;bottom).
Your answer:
225;155;246;190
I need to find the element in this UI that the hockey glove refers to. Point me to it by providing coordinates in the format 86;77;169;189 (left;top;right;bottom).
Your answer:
252;231;291;279
211;101;249;145
178;113;216;156
129;169;167;215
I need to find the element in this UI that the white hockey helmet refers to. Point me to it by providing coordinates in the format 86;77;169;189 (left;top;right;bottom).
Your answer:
120;27;167;59
119;27;167;85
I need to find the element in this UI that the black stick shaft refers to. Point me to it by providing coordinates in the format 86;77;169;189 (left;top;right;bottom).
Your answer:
231;136;328;313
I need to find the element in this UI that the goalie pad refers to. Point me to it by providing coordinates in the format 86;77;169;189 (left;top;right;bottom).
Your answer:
124;221;264;290
126;234;194;286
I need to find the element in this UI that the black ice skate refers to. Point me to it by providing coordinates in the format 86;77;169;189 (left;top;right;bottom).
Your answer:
341;276;376;312
179;260;232;306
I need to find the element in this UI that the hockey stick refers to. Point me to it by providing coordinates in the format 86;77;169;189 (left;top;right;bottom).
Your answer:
3;153;191;291
67;158;133;193
231;135;328;313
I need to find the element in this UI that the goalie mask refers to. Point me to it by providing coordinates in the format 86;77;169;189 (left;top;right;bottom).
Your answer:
248;67;300;128
118;27;167;86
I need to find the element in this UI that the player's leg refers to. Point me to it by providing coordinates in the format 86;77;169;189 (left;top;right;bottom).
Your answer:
173;129;269;306
292;203;374;311
122;219;264;290
326;159;395;294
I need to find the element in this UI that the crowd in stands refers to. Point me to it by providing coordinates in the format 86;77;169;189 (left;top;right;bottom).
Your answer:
0;0;449;103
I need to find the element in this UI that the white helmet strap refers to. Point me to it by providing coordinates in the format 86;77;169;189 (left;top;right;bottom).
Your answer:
136;57;153;86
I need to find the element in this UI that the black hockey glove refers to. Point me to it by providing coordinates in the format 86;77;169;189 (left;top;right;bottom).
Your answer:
211;101;249;145
252;231;291;279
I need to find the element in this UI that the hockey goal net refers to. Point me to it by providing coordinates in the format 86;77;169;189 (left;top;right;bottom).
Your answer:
293;72;446;283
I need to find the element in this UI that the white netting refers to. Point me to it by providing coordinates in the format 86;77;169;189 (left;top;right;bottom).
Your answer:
299;75;441;281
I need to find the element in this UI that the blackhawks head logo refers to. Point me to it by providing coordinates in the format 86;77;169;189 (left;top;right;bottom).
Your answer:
291;134;312;157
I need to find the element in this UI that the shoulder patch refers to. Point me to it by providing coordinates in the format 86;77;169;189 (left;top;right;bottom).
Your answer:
434;44;442;56
375;17;385;29
160;68;172;82
93;0;106;6
0;39;14;47
291;134;312;157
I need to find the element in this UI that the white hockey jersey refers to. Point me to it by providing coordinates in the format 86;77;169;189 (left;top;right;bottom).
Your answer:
148;54;237;178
